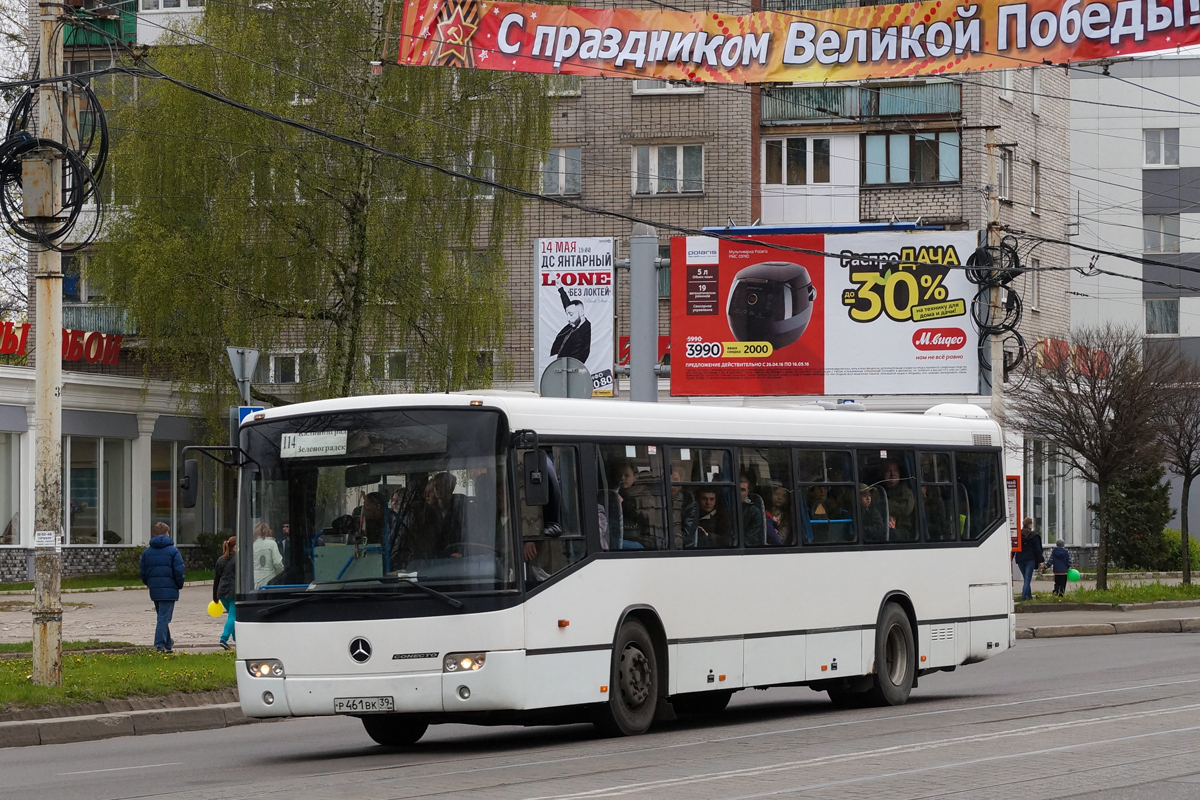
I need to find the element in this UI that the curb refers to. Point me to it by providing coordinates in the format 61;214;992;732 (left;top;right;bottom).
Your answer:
0;702;259;749
1016;617;1200;639
1017;600;1200;613
0;580;213;596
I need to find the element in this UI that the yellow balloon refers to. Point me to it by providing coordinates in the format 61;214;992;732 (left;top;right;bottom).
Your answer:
207;600;223;618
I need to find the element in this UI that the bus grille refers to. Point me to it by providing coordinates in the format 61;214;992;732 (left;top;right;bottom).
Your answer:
930;625;955;641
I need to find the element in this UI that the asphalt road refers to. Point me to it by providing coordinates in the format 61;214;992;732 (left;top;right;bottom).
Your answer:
4;634;1200;800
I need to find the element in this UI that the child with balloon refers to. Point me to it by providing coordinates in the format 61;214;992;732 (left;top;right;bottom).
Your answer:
1046;538;1073;597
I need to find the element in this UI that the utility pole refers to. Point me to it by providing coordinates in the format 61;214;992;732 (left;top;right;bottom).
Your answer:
628;223;659;402
986;128;1004;423
27;0;65;686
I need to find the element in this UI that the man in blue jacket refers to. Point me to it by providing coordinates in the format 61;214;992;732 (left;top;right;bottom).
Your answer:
140;522;186;652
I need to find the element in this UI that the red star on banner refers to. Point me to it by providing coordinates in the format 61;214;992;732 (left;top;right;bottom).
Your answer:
433;2;479;67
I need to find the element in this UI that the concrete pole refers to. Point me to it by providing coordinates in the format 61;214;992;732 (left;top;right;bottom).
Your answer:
629;224;659;403
30;1;64;686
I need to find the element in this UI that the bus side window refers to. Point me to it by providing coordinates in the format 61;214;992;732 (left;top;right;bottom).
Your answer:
520;446;586;587
738;447;794;547
599;443;666;551
856;449;918;543
955;451;1003;540
920;452;957;542
797;450;857;545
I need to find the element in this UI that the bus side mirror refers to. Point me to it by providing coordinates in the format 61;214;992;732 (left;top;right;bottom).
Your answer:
180;459;199;508
523;450;549;506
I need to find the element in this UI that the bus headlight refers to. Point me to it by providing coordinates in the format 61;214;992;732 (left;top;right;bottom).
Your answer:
247;659;285;678
443;652;486;672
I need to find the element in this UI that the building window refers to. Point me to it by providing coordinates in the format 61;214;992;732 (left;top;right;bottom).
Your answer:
1145;129;1180;167
632;79;703;95
1030;258;1040;311
1030;160;1040;214
1146;298;1180;335
1030;67;1041;116
632;144;703;195
369;351;408;381
0;432;18;545
270;353;316;384
999;69;1015;102
543;147;582;196
63;435;131;546
863;132;959;185
452;152;494;199
764;137;831;186
546;75;581;97
1144;214;1181;252
998;148;1014;201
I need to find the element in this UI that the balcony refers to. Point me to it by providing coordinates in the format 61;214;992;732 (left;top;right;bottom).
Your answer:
63;304;137;335
762;82;961;124
63;1;138;47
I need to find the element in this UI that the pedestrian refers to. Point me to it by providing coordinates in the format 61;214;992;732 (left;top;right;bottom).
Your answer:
213;535;237;650
1014;517;1044;602
1047;538;1072;597
139;521;186;652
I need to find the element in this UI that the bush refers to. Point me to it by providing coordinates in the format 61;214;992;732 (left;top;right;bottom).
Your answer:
1163;529;1200;572
1100;462;1175;570
113;546;145;579
193;532;226;570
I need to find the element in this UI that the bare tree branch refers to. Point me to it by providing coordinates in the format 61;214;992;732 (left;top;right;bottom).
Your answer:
1155;361;1200;584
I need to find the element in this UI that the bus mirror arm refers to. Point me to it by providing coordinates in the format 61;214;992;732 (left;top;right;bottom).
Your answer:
179;445;255;509
523;449;550;507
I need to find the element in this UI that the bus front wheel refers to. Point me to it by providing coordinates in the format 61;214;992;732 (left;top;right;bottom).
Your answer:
360;714;429;747
594;619;658;736
868;603;915;706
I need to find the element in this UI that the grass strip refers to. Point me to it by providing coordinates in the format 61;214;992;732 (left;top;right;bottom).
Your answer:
0;570;214;592
0;640;133;654
0;650;237;710
1023;581;1200;605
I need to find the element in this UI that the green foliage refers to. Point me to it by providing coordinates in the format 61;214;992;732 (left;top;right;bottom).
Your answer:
92;0;554;421
0;650;236;710
193;532;226;569
1094;461;1175;570
0;640;133;653
113;545;146;579
1026;581;1200;605
1163;528;1200;572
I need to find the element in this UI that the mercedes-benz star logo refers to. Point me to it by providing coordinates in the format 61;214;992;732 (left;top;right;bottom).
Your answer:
349;637;372;663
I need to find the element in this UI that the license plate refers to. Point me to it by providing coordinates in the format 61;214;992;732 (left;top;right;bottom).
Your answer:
334;696;395;714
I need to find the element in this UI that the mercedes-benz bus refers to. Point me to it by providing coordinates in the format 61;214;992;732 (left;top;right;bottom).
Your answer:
194;393;1013;745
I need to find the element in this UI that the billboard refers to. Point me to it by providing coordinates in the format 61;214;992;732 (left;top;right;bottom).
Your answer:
669;230;979;397
400;0;1200;85
535;237;615;396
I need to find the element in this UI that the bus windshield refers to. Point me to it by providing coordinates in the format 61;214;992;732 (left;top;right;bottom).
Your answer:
238;408;515;595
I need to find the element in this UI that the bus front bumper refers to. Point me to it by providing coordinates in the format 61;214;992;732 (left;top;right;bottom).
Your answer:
237;650;526;718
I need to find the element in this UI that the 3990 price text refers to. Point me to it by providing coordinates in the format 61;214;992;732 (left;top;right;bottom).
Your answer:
686;341;724;358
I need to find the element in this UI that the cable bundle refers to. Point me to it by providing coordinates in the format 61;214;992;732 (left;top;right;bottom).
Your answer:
968;236;1029;386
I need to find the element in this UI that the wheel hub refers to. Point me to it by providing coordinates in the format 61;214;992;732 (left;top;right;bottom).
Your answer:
885;624;908;685
619;643;651;708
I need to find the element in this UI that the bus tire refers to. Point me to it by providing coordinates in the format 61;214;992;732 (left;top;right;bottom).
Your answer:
868;603;915;706
360;714;429;747
594;619;658;736
671;689;733;717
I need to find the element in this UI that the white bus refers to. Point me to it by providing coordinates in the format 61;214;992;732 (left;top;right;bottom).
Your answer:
206;393;1014;745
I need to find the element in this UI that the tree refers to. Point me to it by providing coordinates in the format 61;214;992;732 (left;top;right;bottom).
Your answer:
0;0;29;321
1097;459;1173;571
91;0;552;419
1156;362;1200;583
1009;325;1183;589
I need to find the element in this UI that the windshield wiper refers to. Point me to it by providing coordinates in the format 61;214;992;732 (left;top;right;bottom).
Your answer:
312;575;466;610
257;591;384;618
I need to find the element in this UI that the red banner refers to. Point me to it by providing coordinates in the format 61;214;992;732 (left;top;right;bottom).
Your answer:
401;0;1200;83
0;322;123;365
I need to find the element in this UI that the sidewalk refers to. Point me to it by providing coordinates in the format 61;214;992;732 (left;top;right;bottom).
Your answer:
1015;603;1200;638
0;585;226;648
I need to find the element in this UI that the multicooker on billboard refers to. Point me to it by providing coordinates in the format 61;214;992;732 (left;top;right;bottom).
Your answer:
669;230;980;397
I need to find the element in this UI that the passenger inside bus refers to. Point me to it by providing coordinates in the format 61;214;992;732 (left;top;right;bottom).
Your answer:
856;451;918;542
805;484;856;543
670;468;698;549
738;474;767;547
769;484;792;545
617;461;666;550
695;488;734;548
859;484;889;542
520;447;585;585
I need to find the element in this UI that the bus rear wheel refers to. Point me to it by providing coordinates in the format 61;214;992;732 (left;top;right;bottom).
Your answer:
594;619;658;736
360;714;429;747
867;603;915;706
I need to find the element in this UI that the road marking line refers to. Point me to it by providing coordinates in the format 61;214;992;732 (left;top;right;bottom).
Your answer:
61;762;182;776
525;704;1200;799
715;725;1200;800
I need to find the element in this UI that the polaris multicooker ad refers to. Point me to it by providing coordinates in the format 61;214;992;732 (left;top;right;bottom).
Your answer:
726;262;816;349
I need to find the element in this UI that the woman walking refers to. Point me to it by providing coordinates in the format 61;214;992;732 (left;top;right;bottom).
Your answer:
214;536;237;650
1014;517;1044;602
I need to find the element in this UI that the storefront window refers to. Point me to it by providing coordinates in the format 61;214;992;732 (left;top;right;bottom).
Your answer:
68;437;99;544
0;433;18;545
103;439;130;544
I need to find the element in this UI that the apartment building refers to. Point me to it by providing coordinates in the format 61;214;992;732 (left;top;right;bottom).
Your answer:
1072;55;1200;537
